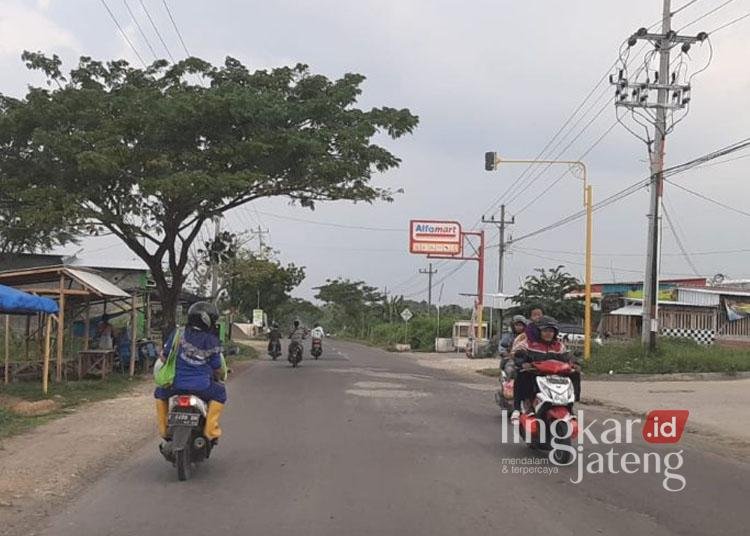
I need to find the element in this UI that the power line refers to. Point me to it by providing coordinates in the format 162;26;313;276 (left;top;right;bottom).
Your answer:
708;10;750;33
99;0;148;68
677;0;737;31
121;0;158;60
512;248;700;278
162;0;191;56
665;178;750;218
662;200;702;276
255;210;404;232
672;0;703;16
137;0;175;62
514;119;618;216
501;244;750;257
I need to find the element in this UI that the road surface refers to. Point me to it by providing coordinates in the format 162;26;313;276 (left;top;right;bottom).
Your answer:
38;341;749;536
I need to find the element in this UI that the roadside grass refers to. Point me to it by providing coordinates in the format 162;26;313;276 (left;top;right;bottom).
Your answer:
0;375;140;439
473;339;750;377
227;342;260;363
584;338;750;374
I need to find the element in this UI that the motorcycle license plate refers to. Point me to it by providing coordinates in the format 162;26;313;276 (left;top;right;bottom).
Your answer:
168;412;200;427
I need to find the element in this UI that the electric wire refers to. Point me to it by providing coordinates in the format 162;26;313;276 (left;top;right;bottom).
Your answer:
162;0;191;56
99;0;148;68
137;0;175;62
121;0;158;60
677;0;737;31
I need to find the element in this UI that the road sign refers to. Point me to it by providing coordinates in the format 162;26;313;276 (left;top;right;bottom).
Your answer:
409;220;462;255
252;309;264;327
400;308;413;322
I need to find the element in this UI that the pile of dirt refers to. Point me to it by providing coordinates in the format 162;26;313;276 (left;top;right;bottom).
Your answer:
0;394;60;416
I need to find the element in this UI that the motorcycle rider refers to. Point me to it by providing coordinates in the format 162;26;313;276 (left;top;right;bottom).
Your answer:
310;323;324;341
513;316;580;419
267;321;282;355
288;319;306;359
154;301;227;443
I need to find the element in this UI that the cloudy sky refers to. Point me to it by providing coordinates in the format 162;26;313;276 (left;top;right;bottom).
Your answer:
1;0;749;305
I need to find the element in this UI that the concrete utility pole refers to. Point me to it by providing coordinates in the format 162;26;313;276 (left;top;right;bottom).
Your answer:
419;263;438;313
210;216;221;298
612;0;708;350
481;205;515;294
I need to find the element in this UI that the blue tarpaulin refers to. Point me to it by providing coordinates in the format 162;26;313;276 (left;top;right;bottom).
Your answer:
0;284;59;315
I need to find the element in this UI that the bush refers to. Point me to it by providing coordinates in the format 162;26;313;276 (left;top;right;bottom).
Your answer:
346;314;461;352
584;338;750;374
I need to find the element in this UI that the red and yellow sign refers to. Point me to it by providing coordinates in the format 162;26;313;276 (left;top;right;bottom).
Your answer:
409;220;462;255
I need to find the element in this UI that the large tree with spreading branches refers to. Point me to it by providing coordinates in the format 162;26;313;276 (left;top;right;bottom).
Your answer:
0;53;418;332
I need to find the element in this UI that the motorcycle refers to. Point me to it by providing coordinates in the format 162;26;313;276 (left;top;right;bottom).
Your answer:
517;360;579;465
288;341;303;367
159;394;215;481
311;338;322;359
268;339;281;360
494;358;515;411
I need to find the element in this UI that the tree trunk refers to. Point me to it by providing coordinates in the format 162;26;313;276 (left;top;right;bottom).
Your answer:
156;281;181;338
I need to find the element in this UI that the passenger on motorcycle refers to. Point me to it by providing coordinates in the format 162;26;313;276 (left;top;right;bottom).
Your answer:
499;315;528;379
512;316;581;421
154;302;227;442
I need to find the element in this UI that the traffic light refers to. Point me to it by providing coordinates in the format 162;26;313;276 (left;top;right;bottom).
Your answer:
485;151;497;171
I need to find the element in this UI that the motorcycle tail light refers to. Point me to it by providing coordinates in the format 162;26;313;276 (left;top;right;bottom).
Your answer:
570;419;579;438
177;395;192;407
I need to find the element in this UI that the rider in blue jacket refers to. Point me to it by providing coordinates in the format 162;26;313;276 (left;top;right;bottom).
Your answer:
154;301;227;442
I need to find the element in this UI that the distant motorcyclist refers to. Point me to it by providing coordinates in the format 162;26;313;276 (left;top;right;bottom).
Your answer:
288;319;306;358
154;301;227;443
267;322;282;353
498;315;528;421
310;323;324;341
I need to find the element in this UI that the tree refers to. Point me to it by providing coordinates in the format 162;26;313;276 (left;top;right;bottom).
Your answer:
0;53;418;332
314;278;385;334
0;181;78;254
224;251;305;319
513;265;583;322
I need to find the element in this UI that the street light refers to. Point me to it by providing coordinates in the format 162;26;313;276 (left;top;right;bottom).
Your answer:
484;152;594;361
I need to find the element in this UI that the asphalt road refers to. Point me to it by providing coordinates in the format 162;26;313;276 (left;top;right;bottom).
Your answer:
39;340;749;536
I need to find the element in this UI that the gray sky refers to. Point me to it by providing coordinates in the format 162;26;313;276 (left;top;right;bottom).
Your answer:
2;0;749;305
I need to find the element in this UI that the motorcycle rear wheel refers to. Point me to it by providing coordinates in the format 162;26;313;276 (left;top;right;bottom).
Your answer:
176;448;191;481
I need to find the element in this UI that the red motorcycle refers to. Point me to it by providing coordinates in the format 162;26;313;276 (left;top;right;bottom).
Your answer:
311;338;322;359
517;360;579;464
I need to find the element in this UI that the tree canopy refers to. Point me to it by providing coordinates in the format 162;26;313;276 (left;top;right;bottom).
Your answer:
512;265;583;322
0;53;418;331
224;250;305;320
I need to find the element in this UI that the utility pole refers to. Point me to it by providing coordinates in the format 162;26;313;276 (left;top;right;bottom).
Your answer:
419;263;438;313
482;205;514;338
253;225;270;256
611;0;708;350
210;216;221;298
482;205;515;293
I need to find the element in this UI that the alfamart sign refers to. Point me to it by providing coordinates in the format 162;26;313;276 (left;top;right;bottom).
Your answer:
409;220;462;255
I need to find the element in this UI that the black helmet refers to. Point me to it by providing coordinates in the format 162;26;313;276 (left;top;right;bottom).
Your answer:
293;319;300;327
536;315;559;333
272;321;279;329
187;301;219;331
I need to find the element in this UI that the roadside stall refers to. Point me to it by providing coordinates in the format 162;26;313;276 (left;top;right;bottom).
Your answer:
0;266;140;385
0;283;59;394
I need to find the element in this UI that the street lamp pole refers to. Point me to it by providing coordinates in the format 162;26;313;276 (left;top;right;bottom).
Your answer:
485;153;593;361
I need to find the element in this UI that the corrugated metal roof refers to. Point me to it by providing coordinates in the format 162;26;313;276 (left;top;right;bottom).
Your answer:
677;288;721;307
66;268;130;298
679;287;750;298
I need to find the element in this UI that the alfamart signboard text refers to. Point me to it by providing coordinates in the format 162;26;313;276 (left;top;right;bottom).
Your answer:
409;220;462;255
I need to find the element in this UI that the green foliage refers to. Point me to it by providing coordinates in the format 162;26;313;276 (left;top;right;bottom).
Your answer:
584;338;750;374
0;181;78;253
0;53;418;332
343;313;463;352
513;265;583;322
274;298;323;328
224;250;305;320
315;278;386;331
